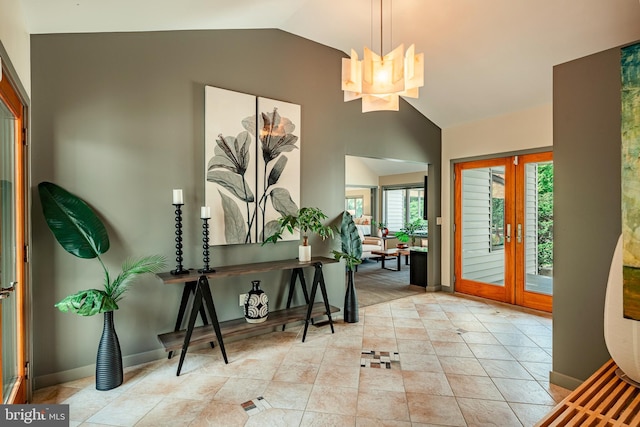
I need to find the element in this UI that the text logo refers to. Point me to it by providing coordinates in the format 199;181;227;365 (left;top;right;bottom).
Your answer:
0;405;69;426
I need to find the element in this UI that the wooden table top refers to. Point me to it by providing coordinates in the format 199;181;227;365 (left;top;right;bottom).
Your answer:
156;256;338;284
371;248;411;256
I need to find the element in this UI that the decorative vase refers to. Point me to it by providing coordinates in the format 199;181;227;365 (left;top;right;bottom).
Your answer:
299;245;311;262
344;270;359;323
244;280;269;323
96;311;123;391
604;235;640;384
382;228;389;237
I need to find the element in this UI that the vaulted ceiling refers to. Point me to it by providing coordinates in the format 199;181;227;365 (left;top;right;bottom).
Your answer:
21;0;640;128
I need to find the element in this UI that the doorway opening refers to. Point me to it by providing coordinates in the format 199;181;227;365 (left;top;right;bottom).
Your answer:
345;155;428;307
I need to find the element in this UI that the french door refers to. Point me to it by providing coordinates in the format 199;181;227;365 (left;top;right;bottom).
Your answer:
0;69;28;403
454;152;553;312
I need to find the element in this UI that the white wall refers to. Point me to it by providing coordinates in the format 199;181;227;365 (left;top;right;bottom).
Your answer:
345;155;379;186
0;0;30;94
441;103;553;288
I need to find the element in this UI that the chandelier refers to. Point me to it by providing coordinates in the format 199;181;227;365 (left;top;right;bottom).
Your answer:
341;0;424;112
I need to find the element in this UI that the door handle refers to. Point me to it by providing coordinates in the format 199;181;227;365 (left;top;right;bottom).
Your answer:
517;224;523;244
0;281;17;299
506;224;511;243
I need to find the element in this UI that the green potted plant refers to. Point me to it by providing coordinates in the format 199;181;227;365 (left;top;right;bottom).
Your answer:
38;181;166;391
395;218;427;247
263;206;334;261
332;211;362;323
372;219;388;237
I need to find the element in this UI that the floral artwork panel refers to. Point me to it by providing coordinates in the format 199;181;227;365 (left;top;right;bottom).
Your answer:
205;86;258;245
621;43;640;320
255;97;301;243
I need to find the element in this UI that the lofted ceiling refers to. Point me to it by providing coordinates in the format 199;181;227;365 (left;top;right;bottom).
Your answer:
20;0;640;128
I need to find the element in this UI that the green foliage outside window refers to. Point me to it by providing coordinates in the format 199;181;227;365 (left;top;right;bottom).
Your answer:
537;163;554;272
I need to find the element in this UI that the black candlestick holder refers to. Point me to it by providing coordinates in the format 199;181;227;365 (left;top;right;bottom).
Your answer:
198;218;215;273
170;204;189;275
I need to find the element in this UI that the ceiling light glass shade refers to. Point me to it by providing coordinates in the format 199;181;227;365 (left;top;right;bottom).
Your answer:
341;43;424;112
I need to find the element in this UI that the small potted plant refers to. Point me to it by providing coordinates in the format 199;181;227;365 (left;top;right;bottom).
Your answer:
395;218;427;247
332;211;362;323
263;206;334;261
372;220;389;237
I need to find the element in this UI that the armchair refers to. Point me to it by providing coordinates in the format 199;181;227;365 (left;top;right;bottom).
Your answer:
357;227;383;259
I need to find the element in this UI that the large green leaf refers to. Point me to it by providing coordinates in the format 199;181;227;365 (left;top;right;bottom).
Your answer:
38;182;110;259
54;289;118;316
333;210;362;270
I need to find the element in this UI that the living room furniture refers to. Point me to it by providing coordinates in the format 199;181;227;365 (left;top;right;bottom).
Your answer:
537;359;640;426
381;234;397;250
357;227;383;260
410;247;428;287
156;256;339;376
370;248;410;271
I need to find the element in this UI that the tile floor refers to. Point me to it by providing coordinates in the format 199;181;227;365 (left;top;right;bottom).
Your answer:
33;292;569;426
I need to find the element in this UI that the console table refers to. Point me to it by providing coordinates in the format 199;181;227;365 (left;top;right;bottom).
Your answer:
156;256;339;376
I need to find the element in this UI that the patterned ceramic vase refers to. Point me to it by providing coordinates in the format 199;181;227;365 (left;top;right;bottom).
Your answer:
244;280;268;323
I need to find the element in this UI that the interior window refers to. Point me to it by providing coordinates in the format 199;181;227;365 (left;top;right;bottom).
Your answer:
383;185;425;232
345;196;364;218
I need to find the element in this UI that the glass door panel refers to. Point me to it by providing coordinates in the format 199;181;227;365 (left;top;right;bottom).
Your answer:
455;158;514;303
461;167;505;286
0;91;18;402
516;153;553;312
0;69;27;403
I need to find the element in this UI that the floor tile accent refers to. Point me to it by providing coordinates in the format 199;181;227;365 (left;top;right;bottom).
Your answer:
241;396;271;416
360;350;400;369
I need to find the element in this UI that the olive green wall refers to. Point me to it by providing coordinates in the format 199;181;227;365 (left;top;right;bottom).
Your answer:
30;29;441;387
552;44;630;387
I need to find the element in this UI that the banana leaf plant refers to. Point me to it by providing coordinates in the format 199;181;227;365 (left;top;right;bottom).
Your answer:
38;182;166;316
332;210;363;271
333;210;361;323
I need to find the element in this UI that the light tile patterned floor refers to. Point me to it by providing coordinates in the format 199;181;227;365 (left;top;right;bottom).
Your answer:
33;292;569;426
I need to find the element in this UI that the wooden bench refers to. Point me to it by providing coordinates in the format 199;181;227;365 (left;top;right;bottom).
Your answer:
536;359;640;426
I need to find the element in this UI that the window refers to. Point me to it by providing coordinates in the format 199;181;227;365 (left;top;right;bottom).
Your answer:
491;169;505;250
382;184;425;231
345;196;364;218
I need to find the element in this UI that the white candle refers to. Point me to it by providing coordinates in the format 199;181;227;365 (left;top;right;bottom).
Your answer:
172;189;183;205
201;206;211;219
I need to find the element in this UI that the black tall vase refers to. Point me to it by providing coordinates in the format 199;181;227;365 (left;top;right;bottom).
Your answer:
96;311;123;391
344;269;359;323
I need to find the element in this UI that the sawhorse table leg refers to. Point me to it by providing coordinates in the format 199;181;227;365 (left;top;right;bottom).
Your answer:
175;276;228;376
282;267;312;331
302;262;335;342
168;280;214;359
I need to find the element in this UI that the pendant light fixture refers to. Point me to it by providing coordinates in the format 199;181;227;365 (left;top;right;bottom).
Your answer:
341;0;424;112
